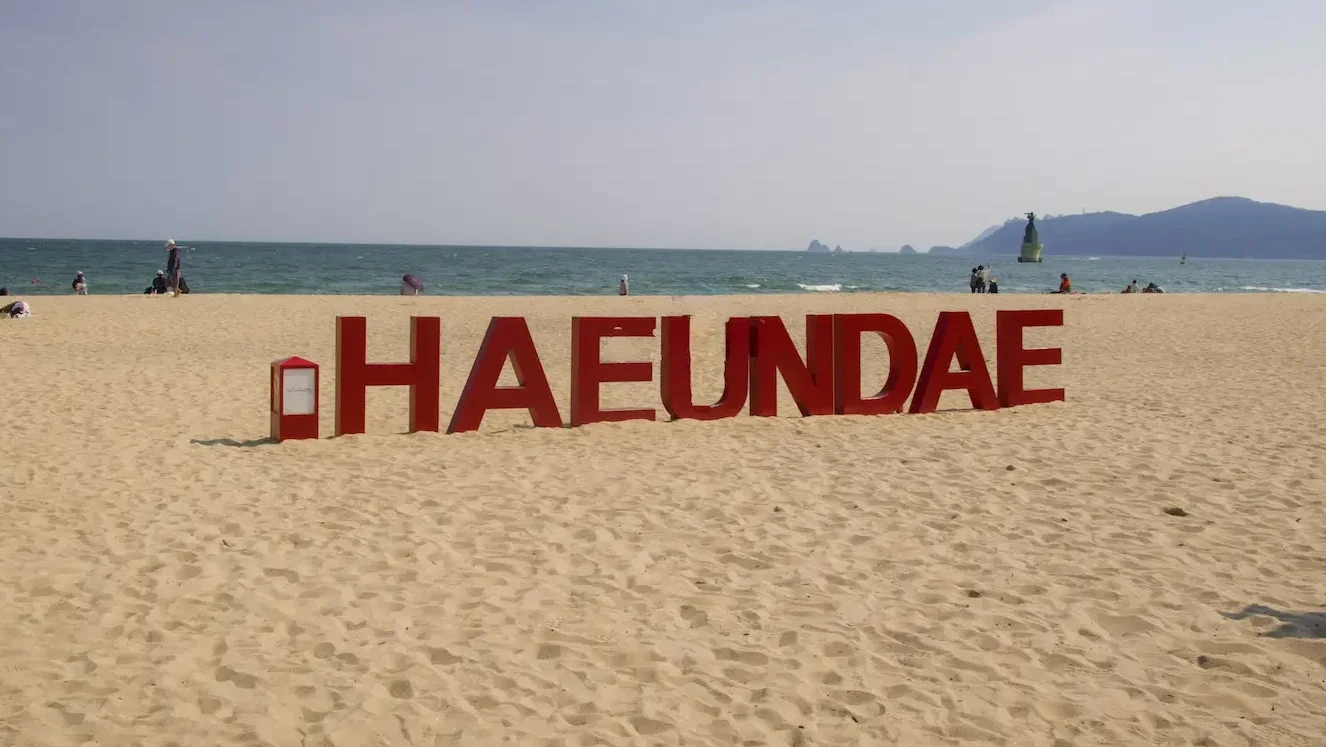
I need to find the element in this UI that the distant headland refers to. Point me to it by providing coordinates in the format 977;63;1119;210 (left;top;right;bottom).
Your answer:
929;197;1326;260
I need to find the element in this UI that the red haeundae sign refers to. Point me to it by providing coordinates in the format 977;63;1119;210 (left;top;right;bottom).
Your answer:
268;310;1064;441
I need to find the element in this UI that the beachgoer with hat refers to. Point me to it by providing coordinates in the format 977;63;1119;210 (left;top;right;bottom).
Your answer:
145;270;168;295
165;240;182;297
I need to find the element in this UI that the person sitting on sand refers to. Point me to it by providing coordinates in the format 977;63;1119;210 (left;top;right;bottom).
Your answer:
1052;273;1072;294
72;271;88;295
145;270;168;295
0;287;8;296
2;300;30;318
1122;279;1138;293
1143;282;1164;293
987;273;999;294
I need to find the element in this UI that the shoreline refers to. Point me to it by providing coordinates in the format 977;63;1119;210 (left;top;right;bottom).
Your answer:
5;288;1325;300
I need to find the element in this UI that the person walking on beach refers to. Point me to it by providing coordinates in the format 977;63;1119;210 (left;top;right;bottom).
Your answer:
977;265;989;293
165;240;182;297
619;274;629;296
72;271;87;295
969;268;979;293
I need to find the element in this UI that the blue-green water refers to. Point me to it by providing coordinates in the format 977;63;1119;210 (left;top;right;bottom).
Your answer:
3;238;1324;296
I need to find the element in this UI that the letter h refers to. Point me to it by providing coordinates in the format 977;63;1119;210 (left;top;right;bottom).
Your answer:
335;316;441;436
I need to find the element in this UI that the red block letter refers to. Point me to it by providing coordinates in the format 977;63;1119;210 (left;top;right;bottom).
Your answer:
996;309;1064;407
335;316;441;436
448;317;562;433
660;316;751;421
908;312;998;414
749;315;835;417
833;313;918;416
570;316;657;426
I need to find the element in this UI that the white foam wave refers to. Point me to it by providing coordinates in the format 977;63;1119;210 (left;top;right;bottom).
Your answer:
744;283;760;289
1239;285;1326;294
797;283;842;292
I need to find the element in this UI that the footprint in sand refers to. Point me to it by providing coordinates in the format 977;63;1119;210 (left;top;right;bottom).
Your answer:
679;604;709;628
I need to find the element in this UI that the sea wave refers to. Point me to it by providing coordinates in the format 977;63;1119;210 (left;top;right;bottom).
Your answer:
744;283;761;289
797;283;842;292
1239;285;1326;294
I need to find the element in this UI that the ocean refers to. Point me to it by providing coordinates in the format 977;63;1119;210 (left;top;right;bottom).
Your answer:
3;238;1325;296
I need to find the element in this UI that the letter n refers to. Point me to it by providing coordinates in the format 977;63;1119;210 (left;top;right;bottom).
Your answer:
748;315;835;417
660;316;750;420
335;316;441;436
448;317;562;433
908;311;998;414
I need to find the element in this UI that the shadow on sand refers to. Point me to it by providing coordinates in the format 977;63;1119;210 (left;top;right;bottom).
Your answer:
190;437;278;448
1221;604;1326;639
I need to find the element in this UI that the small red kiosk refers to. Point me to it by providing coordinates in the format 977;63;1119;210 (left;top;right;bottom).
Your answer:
271;356;320;441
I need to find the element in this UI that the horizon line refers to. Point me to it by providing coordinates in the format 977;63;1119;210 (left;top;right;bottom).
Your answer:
0;237;917;252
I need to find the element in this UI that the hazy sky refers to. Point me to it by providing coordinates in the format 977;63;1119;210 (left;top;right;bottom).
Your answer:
2;0;1323;249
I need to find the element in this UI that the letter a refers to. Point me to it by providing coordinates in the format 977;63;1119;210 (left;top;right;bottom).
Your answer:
908;311;998;414
448;317;563;433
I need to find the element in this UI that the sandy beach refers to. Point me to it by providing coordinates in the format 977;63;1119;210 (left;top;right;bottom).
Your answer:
0;292;1323;746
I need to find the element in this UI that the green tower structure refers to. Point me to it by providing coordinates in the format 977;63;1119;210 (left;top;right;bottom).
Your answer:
1017;212;1043;263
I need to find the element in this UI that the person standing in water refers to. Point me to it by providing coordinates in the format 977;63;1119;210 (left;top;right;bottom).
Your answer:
72;271;88;295
165;240;182;297
619;274;629;296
